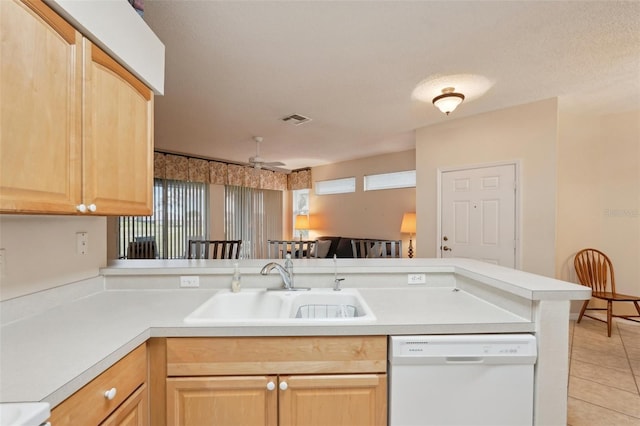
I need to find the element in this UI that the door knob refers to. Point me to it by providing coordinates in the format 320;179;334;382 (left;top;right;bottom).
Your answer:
266;381;276;391
442;246;452;251
279;381;288;391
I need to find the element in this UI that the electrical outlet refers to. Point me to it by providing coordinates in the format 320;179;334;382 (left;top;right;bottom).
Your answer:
180;276;200;288
76;232;88;255
407;273;427;285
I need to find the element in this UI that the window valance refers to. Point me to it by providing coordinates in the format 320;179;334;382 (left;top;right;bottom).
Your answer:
288;169;312;190
153;151;311;191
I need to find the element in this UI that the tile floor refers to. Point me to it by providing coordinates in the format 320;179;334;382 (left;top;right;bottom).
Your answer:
568;316;640;425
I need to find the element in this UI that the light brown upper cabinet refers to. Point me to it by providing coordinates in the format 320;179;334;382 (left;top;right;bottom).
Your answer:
0;0;153;215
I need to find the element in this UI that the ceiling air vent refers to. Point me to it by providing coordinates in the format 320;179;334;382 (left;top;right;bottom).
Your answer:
281;113;312;126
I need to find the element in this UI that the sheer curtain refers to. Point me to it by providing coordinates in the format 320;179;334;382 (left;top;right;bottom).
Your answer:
225;186;283;259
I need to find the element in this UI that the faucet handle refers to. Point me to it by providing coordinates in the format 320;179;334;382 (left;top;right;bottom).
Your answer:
334;278;345;291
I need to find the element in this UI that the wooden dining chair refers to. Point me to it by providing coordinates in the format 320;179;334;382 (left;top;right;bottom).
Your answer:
267;240;318;259
187;240;242;259
574;248;640;336
127;241;157;259
351;240;402;258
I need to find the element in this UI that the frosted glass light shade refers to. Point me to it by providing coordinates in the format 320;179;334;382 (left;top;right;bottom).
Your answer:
432;92;465;115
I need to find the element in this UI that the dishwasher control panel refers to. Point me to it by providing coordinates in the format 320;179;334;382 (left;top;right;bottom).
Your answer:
389;334;537;364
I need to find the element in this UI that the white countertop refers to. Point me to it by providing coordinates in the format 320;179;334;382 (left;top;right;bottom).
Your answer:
102;257;590;301
0;258;590;407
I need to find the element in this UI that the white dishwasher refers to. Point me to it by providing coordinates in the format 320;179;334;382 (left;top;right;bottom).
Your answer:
389;334;537;426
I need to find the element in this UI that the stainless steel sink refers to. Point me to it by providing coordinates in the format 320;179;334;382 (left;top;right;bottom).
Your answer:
184;288;375;324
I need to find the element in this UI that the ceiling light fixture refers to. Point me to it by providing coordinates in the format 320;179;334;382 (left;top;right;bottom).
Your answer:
432;87;465;115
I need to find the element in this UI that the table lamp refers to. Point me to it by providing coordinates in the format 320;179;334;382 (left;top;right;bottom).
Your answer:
400;212;416;258
294;214;310;240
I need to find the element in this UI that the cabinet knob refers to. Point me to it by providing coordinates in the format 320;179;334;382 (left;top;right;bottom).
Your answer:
279;381;288;391
76;204;97;213
104;387;117;400
266;381;276;391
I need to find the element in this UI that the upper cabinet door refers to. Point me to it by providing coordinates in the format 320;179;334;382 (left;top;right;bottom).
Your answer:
0;0;82;213
82;40;153;216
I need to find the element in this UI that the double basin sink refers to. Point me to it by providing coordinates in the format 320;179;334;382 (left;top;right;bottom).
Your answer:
184;288;376;324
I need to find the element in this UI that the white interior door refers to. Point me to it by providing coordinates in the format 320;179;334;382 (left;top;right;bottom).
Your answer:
439;164;517;267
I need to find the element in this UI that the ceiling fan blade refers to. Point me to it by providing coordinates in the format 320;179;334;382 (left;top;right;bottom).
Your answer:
248;136;285;169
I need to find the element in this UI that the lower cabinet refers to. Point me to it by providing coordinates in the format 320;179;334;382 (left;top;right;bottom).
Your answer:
278;374;386;426
49;343;147;425
101;383;148;426
164;336;387;426
167;376;277;426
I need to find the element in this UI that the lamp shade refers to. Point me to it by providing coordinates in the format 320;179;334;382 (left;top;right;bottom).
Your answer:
294;214;310;230
400;212;416;234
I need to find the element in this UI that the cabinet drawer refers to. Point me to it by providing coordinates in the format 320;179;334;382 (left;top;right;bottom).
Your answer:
100;383;148;426
167;336;387;376
50;344;147;425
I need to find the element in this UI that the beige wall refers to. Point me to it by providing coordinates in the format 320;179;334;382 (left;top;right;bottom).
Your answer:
416;98;559;276
0;215;106;301
557;108;640;312
309;150;416;257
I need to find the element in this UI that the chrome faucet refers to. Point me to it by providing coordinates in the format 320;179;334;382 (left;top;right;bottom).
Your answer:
261;262;293;289
261;256;310;291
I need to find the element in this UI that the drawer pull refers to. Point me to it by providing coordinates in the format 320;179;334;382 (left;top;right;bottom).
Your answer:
104;387;117;400
279;381;288;391
266;381;276;391
87;203;97;212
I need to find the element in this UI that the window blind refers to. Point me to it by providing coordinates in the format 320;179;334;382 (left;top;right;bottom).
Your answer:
225;185;283;259
118;179;209;259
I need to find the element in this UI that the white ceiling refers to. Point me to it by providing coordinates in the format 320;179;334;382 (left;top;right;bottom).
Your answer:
144;1;640;171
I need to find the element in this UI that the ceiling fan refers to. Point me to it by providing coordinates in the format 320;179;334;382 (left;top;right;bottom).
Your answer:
249;136;286;169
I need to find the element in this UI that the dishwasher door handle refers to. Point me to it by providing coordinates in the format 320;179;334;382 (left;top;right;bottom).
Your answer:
445;356;485;364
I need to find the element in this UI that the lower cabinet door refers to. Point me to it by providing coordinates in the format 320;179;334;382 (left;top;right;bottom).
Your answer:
100;384;148;426
279;374;387;426
166;376;278;426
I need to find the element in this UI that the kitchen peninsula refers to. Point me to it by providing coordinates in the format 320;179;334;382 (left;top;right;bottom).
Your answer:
0;258;590;425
